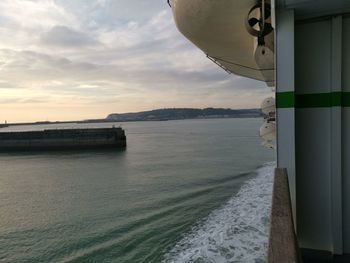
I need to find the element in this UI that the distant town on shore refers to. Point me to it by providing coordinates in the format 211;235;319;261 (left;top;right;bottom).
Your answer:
5;108;263;126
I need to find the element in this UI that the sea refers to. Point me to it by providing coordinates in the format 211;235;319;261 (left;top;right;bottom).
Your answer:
0;118;275;263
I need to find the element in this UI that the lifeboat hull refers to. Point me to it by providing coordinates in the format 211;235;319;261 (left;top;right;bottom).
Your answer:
171;0;274;86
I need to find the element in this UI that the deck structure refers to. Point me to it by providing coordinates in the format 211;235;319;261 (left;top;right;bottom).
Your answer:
275;1;350;260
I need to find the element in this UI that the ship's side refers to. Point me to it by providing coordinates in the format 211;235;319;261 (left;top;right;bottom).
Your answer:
275;1;350;260
170;0;350;261
0;128;126;150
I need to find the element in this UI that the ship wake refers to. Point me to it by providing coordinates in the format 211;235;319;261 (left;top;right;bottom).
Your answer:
162;163;275;263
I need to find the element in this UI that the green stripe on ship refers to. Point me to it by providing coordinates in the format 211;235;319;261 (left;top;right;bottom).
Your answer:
276;92;350;108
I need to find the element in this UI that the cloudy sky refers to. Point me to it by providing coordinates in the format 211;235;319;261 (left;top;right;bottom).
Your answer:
0;0;271;122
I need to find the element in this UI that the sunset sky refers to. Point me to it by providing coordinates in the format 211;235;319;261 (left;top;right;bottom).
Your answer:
0;0;272;123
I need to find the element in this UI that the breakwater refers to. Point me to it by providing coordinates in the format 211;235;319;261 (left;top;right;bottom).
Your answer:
0;127;126;150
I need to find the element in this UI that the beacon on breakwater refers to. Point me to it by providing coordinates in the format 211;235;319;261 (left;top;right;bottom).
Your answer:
170;0;350;261
0;127;126;150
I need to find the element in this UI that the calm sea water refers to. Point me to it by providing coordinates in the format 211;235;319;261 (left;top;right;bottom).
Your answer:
0;118;275;263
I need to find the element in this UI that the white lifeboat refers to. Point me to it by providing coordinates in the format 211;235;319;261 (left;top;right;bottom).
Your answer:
261;96;275;116
171;0;275;86
260;121;275;141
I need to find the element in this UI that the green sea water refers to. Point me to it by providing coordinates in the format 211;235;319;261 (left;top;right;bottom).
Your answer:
0;118;275;263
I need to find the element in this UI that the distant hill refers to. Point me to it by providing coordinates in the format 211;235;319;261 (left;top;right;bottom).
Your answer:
106;108;262;122
5;108;262;127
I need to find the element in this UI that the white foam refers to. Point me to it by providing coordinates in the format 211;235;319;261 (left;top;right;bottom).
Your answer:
162;163;275;263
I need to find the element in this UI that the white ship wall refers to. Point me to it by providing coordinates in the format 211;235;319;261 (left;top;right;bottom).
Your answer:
277;13;350;255
295;18;334;252
343;16;350;254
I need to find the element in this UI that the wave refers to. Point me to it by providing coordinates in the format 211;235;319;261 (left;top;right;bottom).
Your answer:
162;162;275;263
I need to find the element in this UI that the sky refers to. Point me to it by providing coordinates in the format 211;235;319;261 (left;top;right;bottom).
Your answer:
0;0;272;123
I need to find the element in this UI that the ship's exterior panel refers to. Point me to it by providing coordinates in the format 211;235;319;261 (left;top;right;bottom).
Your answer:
275;9;296;221
295;109;333;250
295;19;333;251
276;8;350;257
342;16;350;254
